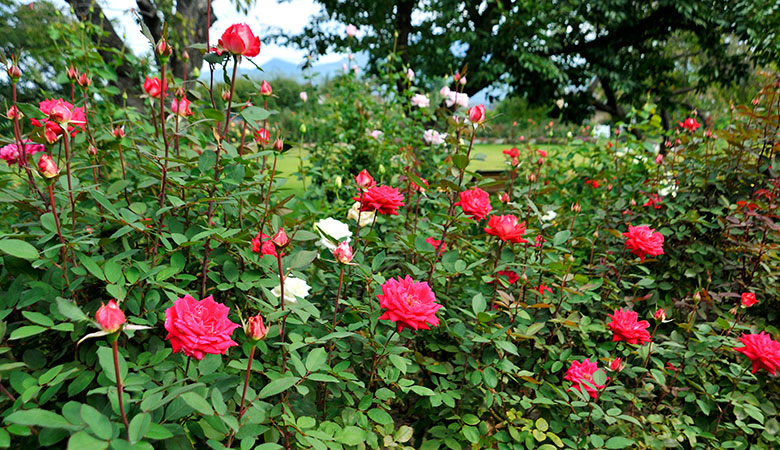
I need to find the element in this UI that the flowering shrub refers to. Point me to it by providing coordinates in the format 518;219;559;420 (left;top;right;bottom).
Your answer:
0;19;778;450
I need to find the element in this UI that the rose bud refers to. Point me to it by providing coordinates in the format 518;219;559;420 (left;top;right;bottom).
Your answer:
254;128;270;146
468;104;486;124
7;105;22;120
66;63;78;81
740;292;758;308
609;357;624;372
354;169;375;190
88;145;98;156
112;127;125;139
571;202;581;213
260;80;273;96
221;89;232;102
654;308;666;321
273;138;284;152
156;38;173;58
218;23;261;57
271;228;289;248
245;315;268;341
77;73;91;88
333;241;353;264
38;154;59;178
96;300;126;333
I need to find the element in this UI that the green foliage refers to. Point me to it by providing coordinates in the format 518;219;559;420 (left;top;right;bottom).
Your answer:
0;12;779;450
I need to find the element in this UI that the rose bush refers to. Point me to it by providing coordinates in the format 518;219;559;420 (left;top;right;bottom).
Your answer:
0;15;778;450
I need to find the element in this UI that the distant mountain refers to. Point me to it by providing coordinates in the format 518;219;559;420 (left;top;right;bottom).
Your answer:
204;54;491;106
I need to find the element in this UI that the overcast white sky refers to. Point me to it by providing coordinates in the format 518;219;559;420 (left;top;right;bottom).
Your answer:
56;0;347;67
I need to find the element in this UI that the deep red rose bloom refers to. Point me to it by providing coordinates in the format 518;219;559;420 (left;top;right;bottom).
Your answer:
678;117;700;132
377;276;441;332
537;284;552;296
164;294;240;360
251;232;280;258
607;308;652;345
565;359;608;399
502;147;519;158
144;76;167;98
741;292;758;308
96;300;126;333
733;332;780;375
623;224;664;262
425;236;446;255
455;188;492;220
490;270;518;285
353;185;405;215
218;24;261;57
484;214;528;244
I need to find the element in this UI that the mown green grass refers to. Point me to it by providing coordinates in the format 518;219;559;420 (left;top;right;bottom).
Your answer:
275;143;571;193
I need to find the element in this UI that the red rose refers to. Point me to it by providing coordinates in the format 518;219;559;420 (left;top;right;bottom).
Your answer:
425;236;446;255
502;147;519;158
678;117;700;132
609;358;624;372
741;292;758;308
171;97;193;117
353;185;405;215
623;224;664;262
484;214;528;244
455;188;492;220
564;359;607;399
733;332;780;375
251;232;280;258
607;308;651;345
490;270;518;285
164;294;240;360
96;300;126;333
377;276;441;332
218;23;261;57
144;76;166;98
254;128;270;146
537;284;552;296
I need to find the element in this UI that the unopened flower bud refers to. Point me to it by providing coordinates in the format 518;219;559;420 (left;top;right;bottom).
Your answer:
571;202;581;213
273;138;284;152
182;50;190;61
609;357;624;372
654;308;666;322
245;315;268;341
271;228;289;248
333;241;353;264
66;64;78;81
7;105;22;120
96;300;126;333
77;73;91;88
88;145;98;156
221;89;231;102
527;173;536;182
156;38;173;58
693;291;701;302
335;175;342;188
38;154;59;178
260;80;272;96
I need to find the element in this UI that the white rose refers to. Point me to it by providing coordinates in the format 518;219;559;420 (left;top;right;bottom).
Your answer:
271;277;311;304
541;211;557;222
315;217;352;250
347;202;376;227
410;94;430;108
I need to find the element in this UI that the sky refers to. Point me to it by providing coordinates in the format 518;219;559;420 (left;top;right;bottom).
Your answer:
54;0;347;68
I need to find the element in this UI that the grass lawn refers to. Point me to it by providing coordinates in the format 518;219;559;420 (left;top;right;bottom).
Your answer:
274;143;570;193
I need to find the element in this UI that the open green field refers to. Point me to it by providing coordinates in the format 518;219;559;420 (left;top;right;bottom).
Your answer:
274;143;569;193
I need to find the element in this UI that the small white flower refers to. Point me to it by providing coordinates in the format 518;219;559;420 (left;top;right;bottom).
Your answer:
410;94;430;108
406;68;415;80
271;277;311;304
315;218;352;250
423;129;446;145
541;211;557;222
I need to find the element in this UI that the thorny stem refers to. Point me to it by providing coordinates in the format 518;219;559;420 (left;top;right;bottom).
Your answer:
226;344;256;448
327;265;346;366
48;184;69;287
368;328;398;389
277;253;288;373
113;339;130;441
61;129;76;230
159;62;171;208
11;83;45;204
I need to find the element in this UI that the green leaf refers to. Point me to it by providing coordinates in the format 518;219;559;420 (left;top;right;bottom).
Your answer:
77;253;105;281
80;404;113;440
128;413;151;444
552;230;570;246
22;311;54;327
5;409;75;429
605;437;635;448
198;150;217;174
305;347;327;372
472;293;486;314
0;239;39;260
462;425;479;444
198;354;222;376
57;297;89;322
66;430;107;449
367;408;393;425
592;369;607;386
96;346;127;384
181;392;214;415
9;325;47;340
202;108;224;121
288;250;318;270
258;377;299;399
241;106;274;123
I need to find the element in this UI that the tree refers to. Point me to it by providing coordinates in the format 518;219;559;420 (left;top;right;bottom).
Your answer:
279;0;779;125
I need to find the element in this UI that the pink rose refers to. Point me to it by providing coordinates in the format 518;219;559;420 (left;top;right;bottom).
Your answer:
245;315;268;341
377;276;441;332
565;359;608;399
218;24;261;57
623;224;664;262
164;294;240;360
260;80;272;96
468;104;486;124
455;188;492;221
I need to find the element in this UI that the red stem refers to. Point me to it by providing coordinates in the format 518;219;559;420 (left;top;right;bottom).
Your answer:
112;339;130;441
